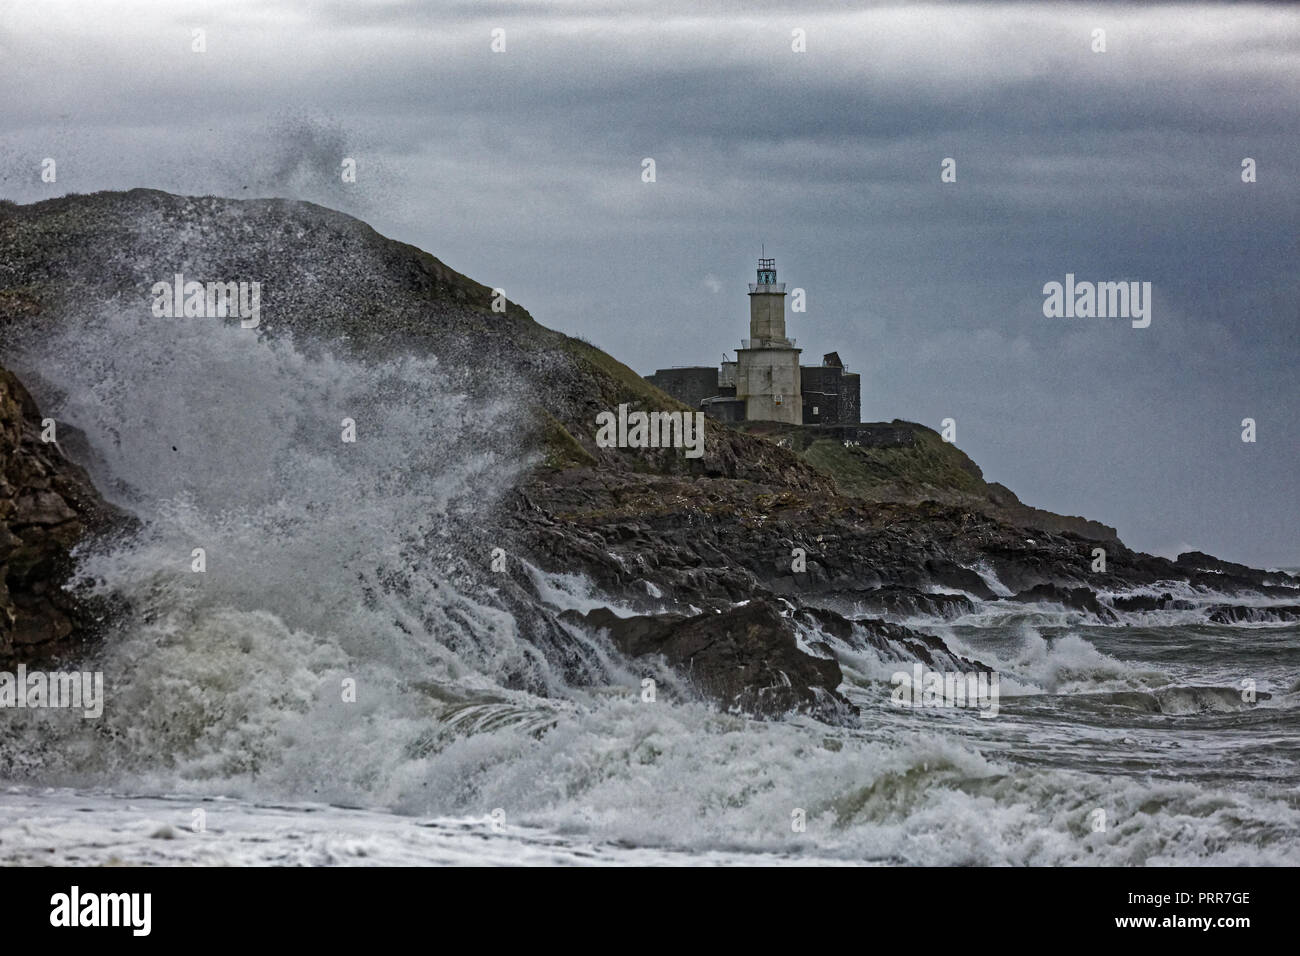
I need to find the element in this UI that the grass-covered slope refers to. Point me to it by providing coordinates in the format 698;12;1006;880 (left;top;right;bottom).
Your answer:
739;420;1117;541
1;189;1108;538
0;190;827;491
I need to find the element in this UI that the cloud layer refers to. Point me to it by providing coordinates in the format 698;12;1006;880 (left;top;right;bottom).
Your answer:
2;1;1296;564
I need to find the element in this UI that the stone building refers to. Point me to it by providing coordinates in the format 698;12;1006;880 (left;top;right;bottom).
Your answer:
800;352;861;426
646;258;860;425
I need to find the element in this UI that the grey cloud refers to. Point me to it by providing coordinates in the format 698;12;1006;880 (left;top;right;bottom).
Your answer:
0;0;1295;564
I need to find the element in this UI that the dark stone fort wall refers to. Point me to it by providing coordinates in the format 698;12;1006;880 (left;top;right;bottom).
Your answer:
646;367;719;409
799;367;861;425
647;364;860;424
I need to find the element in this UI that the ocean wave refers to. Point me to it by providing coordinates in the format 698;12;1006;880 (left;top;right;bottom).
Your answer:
2;305;1297;865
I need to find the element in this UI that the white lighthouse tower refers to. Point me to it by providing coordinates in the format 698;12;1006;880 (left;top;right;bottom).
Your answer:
734;257;802;423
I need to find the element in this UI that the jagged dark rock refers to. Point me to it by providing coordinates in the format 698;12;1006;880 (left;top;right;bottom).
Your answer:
792;605;990;673
1177;551;1262;581
1109;592;1195;613
561;601;857;724
1005;583;1118;623
1206;604;1300;625
0;366;121;667
3;189;1295;723
818;585;978;620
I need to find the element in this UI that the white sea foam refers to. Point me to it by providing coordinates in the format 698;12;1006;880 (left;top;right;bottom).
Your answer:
2;306;1298;865
965;561;1014;598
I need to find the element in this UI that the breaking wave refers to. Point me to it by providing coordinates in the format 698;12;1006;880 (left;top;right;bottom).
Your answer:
1;306;1298;864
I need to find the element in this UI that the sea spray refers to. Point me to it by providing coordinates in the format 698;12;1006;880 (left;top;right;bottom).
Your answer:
0;304;600;788
0;306;1297;864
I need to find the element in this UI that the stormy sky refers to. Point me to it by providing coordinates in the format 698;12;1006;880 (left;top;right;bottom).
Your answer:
2;1;1297;566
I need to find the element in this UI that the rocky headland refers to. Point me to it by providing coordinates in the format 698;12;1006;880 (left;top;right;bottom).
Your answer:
1;190;1293;720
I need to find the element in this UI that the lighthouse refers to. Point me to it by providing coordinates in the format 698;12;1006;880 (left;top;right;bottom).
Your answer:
734;257;802;423
645;255;860;426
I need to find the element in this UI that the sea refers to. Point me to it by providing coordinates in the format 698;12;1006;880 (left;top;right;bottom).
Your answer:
1;308;1296;866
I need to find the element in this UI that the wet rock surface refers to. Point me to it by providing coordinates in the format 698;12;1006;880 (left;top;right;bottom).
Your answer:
1206;604;1300;625
4;190;1296;722
1005;583;1119;623
0;367;120;666
562;601;857;723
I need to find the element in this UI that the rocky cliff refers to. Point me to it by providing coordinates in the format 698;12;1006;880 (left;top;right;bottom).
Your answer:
0;366;116;667
1;190;1292;720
